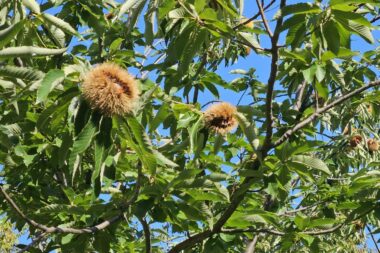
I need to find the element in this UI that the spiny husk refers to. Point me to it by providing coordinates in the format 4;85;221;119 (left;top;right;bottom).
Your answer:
367;138;379;152
82;63;139;116
349;135;362;148
203;102;238;135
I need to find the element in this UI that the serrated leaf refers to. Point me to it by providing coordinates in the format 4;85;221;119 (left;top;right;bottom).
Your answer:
238;32;262;52
118;0;146;19
37;87;79;134
45;24;66;48
119;117;157;173
289;155;331;175
168;8;188;19
69;115;99;181
144;0;155;45
150;103;170;131
215;0;238;17
36;69;65;103
315;65;326;82
92;117;112;197
178;28;207;74
41;13;79;37
0;66;44;81
189;116;205;156
308;218;337;228
0;46;67;58
334;12;374;44
323;20;340;54
0;21;25;49
330;0;380;6
295;214;311;230
22;0;40;14
278;3;321;17
235;112;259;150
302;65;317;83
153;150;179;167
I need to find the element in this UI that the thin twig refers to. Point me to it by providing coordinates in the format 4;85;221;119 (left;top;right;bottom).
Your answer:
233;0;276;30
255;0;273;37
279;200;326;216
294;80;307;111
17;232;48;253
245;234;259;253
366;225;380;253
273;80;380;147
262;0;286;151
139;217;152;253
371;15;380;23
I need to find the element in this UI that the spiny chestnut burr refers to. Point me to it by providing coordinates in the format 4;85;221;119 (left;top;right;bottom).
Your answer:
81;63;139;116
203;102;238;135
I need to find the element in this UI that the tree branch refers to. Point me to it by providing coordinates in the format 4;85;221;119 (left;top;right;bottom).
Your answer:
367;225;380;253
17;232;48;253
221;228;285;236
233;0;276;30
262;0;286;150
371;15;380;23
255;0;273;37
0;166;142;235
220;224;345;236
139;217;152;253
245;234;259;253
273;80;380;147
294;80;307;111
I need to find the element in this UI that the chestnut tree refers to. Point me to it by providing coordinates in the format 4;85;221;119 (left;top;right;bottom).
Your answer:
0;0;380;252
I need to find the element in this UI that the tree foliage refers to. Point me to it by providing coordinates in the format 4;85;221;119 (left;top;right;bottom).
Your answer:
0;0;380;252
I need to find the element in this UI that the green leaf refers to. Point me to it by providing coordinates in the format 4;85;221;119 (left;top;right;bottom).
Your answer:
69;115;99;181
330;0;380;6
37;87;79;134
289;155;331;175
333;10;372;27
334;12;374;44
22;0;40;14
315;65;326;83
0;46;67;58
315;80;328;100
118;0;146;18
153;150;179;168
41;13;79;37
45;24;66;48
144;0;155;45
92;117;112;197
215;0;238;17
150;103;170;131
323;20;340;54
58;132;73;168
0;21;25;49
279;3;321;17
295;214;311;230
36;69;65;103
235;112;259;150
302;65;317;83
189;116;206;158
178;28;207;74
119;117;157;173
168;8;188;19
308;218;337;228
238;32;262;52
0;66;44;81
